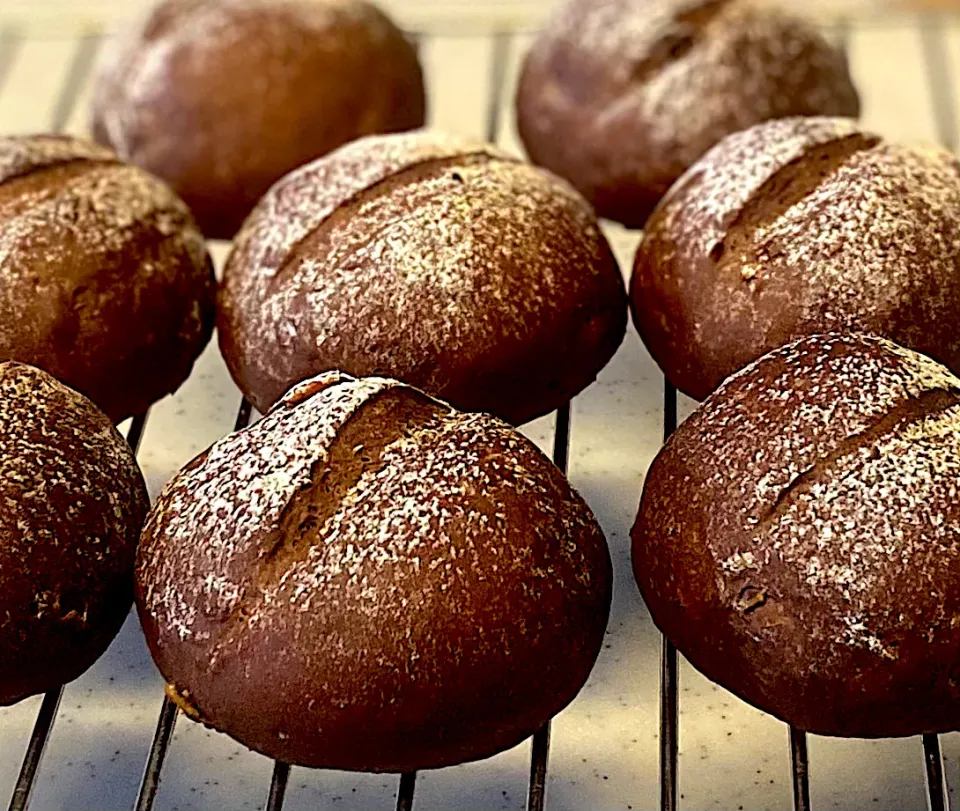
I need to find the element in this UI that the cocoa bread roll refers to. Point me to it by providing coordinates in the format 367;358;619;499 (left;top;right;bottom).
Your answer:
92;0;426;239
136;371;612;771
217;131;627;424
516;0;860;227
631;117;960;401
633;332;960;737
0;362;148;705
0;134;215;422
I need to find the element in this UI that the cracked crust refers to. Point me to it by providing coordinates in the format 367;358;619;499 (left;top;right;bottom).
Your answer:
633;332;960;736
136;371;612;770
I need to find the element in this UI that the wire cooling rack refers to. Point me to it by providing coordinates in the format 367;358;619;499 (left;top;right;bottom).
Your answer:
0;8;959;811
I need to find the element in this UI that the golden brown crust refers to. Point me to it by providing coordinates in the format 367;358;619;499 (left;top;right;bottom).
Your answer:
516;0;860;226
633;333;960;737
631;117;960;400
136;371;612;770
0;134;216;422
91;0;427;238
0;362;148;705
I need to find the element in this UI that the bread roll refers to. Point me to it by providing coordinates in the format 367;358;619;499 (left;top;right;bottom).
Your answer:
516;0;860;227
0;362;148;705
634;332;960;737
136;371;612;770
632;117;960;401
92;0;426;238
0;134;215;422
217;131;627;424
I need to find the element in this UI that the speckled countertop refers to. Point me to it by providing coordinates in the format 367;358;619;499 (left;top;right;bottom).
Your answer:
0;7;959;811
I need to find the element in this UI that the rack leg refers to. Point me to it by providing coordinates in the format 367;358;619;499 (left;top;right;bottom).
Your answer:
7;688;63;811
264;762;290;811
789;727;810;811
133;696;179;811
659;381;680;811
923;734;948;811
660;639;679;811
527;723;552;811
396;771;417;811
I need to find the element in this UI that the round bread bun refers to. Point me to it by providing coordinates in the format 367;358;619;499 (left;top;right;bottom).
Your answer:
634;332;960;737
136;371;612;771
516;0;860;227
217;131;627;425
0;134;216;423
0;362;148;706
631;117;960;401
91;0;427;239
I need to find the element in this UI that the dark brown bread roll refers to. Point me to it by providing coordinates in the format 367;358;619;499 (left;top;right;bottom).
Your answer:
632;117;960;401
92;0;426;239
633;332;960;737
217;131;627;425
516;0;860;227
0;134;215;423
0;362;148;705
136;371;611;770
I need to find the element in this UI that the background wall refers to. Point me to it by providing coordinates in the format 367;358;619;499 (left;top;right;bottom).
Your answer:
0;0;949;36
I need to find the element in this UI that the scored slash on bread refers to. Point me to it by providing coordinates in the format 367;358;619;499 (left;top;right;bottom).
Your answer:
631;116;960;401
91;0;426;239
218;130;628;425
633;332;960;737
136;371;612;771
516;0;860;227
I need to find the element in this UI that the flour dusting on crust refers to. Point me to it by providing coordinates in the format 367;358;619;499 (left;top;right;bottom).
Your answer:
137;371;604;655
521;0;858;192
230;131;504;281
218;130;621;416
683;333;960;657
0;136;117;185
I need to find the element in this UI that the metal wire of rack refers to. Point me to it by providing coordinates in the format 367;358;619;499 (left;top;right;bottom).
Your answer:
0;9;959;811
8;412;149;811
656;17;960;811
